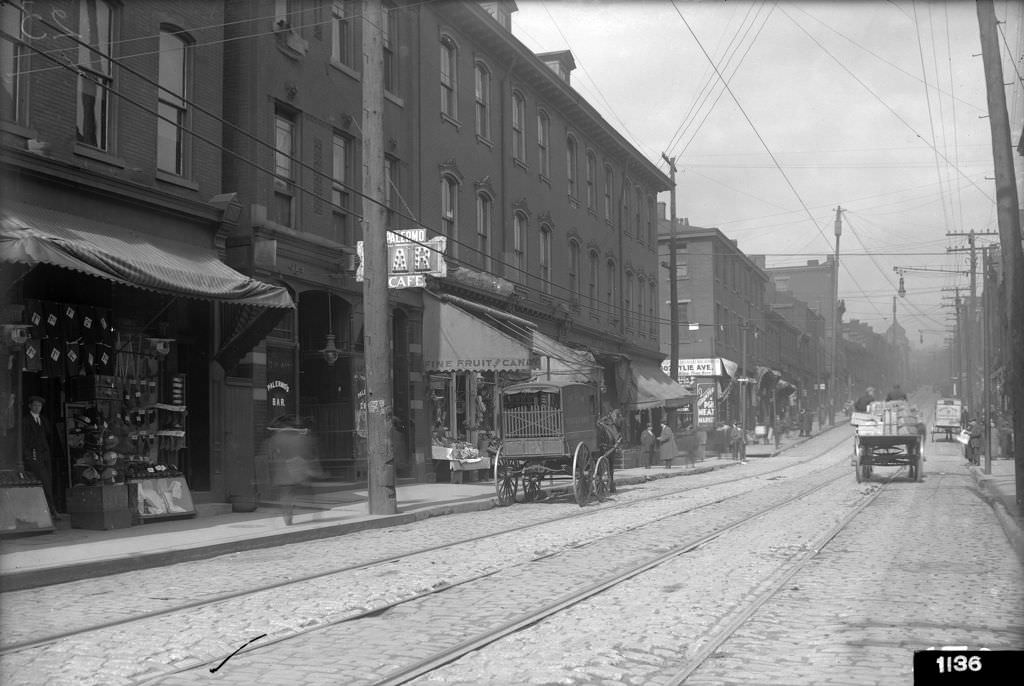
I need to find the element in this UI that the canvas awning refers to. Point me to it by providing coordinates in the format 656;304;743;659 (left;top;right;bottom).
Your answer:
422;295;533;372
530;331;600;384
624;359;693;410
0;205;294;308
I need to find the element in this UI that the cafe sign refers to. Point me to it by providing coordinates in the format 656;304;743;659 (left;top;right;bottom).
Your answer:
356;229;447;289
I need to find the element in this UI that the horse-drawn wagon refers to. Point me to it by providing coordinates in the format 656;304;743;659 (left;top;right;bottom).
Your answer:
493;379;618;506
851;400;924;482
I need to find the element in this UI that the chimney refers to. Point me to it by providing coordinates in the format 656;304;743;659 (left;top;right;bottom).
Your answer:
807;259;819;266
751;255;766;268
657;201;666;220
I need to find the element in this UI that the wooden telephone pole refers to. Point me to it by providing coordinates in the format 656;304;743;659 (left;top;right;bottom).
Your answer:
362;0;397;514
662;154;679;383
977;0;1024;505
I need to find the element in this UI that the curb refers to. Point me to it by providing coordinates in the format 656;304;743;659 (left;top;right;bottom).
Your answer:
969;467;1024;567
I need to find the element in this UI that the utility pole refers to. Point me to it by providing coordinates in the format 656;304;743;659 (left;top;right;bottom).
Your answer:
362;0;396;514
977;0;1024;505
830;206;843;426
662;153;679;383
740;322;748;457
947;230;996;415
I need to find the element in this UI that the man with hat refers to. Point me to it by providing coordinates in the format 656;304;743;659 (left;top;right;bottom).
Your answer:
853;387;876;413
21;395;61;519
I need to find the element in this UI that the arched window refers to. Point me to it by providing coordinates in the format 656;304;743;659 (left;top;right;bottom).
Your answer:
646;194;655;245
474;62;490;139
566;135;578;199
512;211;527;282
636;277;645;333
634;187;643;238
625;271;635;331
539;224;552;294
603;164;613;221
649;281;657;335
622;180;631;233
606;258;617;313
511;91;526;161
568;239;581;302
588;249;599;306
441;174;458;258
585;151;596;210
440;36;457;118
537;110;550;178
476;192;492;271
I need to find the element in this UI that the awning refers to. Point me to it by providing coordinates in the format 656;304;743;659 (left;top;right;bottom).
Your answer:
530;331;600;384
1;205;294;308
422;295;533;372
624;359;694;410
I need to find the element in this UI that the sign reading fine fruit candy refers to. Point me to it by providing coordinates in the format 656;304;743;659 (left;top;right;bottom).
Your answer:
356;230;447;289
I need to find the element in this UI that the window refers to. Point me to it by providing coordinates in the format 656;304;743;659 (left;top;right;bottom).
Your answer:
606;259;617;313
637;278;646;334
646;195;655;245
476;192;492;271
568;240;581;302
649;282;657;335
474;62;490;139
539;224;552;294
76;0;114;150
677;302;689;329
332;1;354;67
622;181;631;233
511;91;525;162
512;211;527;282
585;152;596;210
383;3;397;93
566;136;578;199
677;244;689;278
1;4;26;123
440;36;457;118
588;250;599;305
603;164;613;221
332;133;352;243
537;110;550;178
273;108;295;226
625;272;634;330
635;187;643;237
441;174;458;258
157;30;189;175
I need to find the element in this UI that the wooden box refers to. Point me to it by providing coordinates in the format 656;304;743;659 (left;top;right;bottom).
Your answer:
66;484;132;530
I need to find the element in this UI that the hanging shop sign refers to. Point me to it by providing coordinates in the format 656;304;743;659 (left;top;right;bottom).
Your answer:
662;358;723;379
696;382;717;428
355;229;447;289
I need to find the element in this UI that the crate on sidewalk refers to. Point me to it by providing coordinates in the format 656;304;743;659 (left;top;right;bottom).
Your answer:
66;484;132;530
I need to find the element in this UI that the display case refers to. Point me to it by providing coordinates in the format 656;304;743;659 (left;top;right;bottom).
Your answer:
0;471;54;537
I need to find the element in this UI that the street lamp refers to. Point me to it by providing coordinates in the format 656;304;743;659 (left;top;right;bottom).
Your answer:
830;207;843;426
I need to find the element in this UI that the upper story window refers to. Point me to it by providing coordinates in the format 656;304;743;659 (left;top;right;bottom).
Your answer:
332;132;353;243
511;91;526;162
273;107;296;227
1;4;27;124
76;0;114;151
636;276;645;333
537;109;550;178
476;192;493;271
588;249;599;306
603;164;613;222
566;136;578;200
332;1;355;68
624;271;634;331
634;187;643;238
441;174;458;258
474;62;490;140
383;3;397;93
621;181;631;233
677;242;689;278
646;194;655;245
605;258;617;313
648;282;657;336
539;224;552;294
568;239;581;302
512;211;527;282
157;29;189;176
585;151;596;210
440;36;457;118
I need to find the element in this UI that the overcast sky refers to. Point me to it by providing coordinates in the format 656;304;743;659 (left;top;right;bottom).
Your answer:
511;0;1019;350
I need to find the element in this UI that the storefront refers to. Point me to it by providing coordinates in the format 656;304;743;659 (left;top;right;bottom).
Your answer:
0;203;292;535
661;357;738;428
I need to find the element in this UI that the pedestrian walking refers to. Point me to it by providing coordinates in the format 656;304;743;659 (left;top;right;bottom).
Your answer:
729;423;745;462
964;418;982;466
264;415;317;525
21;395;62;519
640;423;657;469
658;421;677;469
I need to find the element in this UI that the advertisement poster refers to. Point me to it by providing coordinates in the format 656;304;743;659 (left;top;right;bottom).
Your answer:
696;382;717;428
132;476;195;517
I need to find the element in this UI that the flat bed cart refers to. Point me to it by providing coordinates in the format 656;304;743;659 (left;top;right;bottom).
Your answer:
852;403;924;482
931;397;962;442
493;379;615;507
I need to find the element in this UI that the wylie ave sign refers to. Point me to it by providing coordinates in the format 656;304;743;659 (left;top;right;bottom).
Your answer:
356;229;447;288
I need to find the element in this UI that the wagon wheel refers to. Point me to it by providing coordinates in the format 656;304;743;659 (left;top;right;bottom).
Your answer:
591;455;610;502
493;448;518;506
571;442;592;507
523;475;541;502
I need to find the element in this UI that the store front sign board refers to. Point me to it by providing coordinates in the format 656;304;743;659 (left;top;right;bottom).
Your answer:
356;231;447;289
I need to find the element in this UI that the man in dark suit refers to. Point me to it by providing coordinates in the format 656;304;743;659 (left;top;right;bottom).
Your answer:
22;395;60;518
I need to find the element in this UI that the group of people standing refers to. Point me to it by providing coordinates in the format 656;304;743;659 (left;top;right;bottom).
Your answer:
640;421;682;470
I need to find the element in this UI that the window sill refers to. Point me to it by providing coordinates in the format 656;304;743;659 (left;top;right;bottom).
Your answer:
1;120;36;141
586;207;598;219
513;158;528;172
441;112;461;130
568;196;580;209
330;60;360;81
385;91;404;108
73;143;126;169
475;134;493;149
156;170;200;191
538;173;551;187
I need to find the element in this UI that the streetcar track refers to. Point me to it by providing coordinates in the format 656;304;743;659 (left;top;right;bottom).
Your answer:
0;434;851;657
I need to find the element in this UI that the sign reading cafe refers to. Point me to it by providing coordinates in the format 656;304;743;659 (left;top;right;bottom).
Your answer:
356;229;447;289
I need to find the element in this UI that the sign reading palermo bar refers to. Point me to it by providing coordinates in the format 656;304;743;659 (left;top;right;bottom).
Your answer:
356;230;447;289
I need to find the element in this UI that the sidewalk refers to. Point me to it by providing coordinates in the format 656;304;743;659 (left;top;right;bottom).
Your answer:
968;456;1022;564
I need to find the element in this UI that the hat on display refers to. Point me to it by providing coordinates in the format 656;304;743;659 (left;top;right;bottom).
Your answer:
103;434;119;450
102;450;119;466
